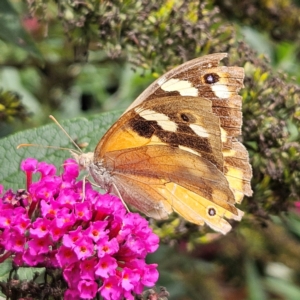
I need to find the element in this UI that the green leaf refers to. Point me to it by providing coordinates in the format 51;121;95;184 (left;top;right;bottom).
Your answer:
246;259;267;300
0;259;45;295
240;26;273;60
0;0;42;59
0;259;12;297
0;260;11;279
17;266;45;282
284;213;300;238
287;119;299;142
0;111;121;191
265;277;300;300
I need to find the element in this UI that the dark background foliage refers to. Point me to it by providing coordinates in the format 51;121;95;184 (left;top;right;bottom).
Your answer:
1;0;300;299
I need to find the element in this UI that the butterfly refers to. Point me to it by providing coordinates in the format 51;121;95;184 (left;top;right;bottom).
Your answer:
74;53;253;235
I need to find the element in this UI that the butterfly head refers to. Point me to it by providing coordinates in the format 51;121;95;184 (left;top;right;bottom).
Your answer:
71;150;112;192
70;150;94;171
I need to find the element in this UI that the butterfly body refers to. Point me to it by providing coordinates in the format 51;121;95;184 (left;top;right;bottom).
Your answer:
74;53;252;235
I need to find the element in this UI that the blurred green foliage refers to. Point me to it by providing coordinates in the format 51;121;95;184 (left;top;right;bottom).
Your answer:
1;0;300;299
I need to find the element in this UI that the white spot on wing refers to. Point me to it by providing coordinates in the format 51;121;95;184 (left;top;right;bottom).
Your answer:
211;84;231;98
190;124;209;138
220;128;227;143
136;108;177;132
160;78;198;96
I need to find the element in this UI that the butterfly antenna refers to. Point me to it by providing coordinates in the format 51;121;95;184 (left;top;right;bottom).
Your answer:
17;143;81;154
49;115;83;153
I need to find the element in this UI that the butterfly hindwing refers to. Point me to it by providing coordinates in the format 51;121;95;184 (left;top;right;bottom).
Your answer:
95;145;242;234
223;140;253;203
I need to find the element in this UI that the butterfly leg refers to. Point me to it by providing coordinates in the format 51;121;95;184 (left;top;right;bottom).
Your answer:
81;175;91;202
112;182;131;213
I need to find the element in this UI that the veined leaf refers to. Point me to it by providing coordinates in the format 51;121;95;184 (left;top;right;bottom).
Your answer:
0;112;121;191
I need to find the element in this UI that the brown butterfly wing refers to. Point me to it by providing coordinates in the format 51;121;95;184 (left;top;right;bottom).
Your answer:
111;173;241;234
90;53;252;233
92;96;243;233
223;141;253;203
125;53;231;112
99;145;242;235
96;96;224;170
123;53;252;201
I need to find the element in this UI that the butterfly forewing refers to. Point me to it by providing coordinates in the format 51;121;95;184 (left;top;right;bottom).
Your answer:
131;53;252;200
96;96;225;171
125;53;252;202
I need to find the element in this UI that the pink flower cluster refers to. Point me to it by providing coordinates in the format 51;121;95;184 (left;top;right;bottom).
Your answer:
0;158;159;300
